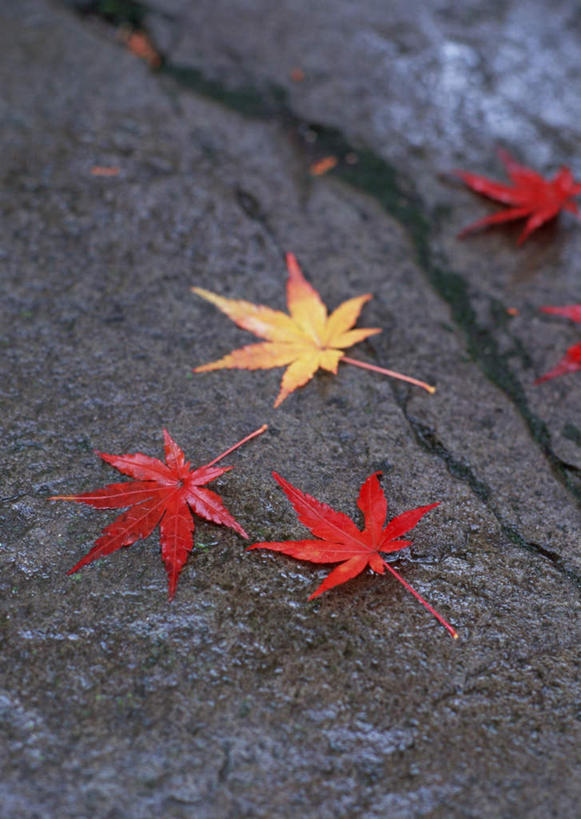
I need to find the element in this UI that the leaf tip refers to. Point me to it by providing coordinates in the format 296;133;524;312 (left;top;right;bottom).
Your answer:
273;387;289;408
166;572;178;600
285;252;307;285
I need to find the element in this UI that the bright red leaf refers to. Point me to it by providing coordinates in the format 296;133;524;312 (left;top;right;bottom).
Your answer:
50;424;267;598
535;304;581;384
249;471;457;638
455;149;581;245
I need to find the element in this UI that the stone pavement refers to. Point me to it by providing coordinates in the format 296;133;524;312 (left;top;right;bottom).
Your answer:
1;1;580;816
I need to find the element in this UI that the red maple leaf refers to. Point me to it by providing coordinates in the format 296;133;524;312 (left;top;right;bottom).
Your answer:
249;471;458;638
455;149;581;245
50;425;267;598
535;304;581;384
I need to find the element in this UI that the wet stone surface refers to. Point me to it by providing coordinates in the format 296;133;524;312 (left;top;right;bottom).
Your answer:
1;1;580;816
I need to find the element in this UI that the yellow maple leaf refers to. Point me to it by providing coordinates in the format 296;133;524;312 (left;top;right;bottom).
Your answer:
192;253;435;407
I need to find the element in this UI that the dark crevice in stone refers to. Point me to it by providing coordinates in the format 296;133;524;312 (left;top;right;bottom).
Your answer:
60;2;581;511
500;526;580;591
397;394;581;590
309;129;580;506
399;409;491;504
234;187;282;252
563;422;581;448
65;0;151;28
488;297;534;370
160;63;286;119
303;134;580;506
0;495;27;504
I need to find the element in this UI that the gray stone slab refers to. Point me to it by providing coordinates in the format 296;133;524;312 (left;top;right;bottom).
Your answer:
1;1;580;817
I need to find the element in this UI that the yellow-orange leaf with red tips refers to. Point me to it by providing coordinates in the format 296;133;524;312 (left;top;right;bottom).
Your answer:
192;253;435;406
193;253;378;406
192;253;435;407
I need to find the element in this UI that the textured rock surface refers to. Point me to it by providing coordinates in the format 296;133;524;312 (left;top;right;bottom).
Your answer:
1;1;580;816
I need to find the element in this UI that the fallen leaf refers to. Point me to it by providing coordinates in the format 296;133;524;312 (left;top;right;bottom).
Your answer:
506;307;519;316
90;166;120;177
249;471;457;638
455;149;581;245
192;252;434;407
535;304;581;383
50;425;267;598
540;304;581;322
120;27;162;68
290;67;305;82
309;156;338;176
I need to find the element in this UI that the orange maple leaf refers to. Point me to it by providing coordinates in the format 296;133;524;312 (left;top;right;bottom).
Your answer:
120;28;162;69
309;156;338;176
90;166;120;177
192;253;435;407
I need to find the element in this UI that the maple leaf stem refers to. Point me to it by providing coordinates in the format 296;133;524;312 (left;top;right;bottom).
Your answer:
341;357;436;394
382;562;458;639
205;423;268;467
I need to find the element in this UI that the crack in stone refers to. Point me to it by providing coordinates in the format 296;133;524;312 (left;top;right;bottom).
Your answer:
67;0;157;29
0;494;28;504
396;392;581;591
233;186;282;253
563;423;581;449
